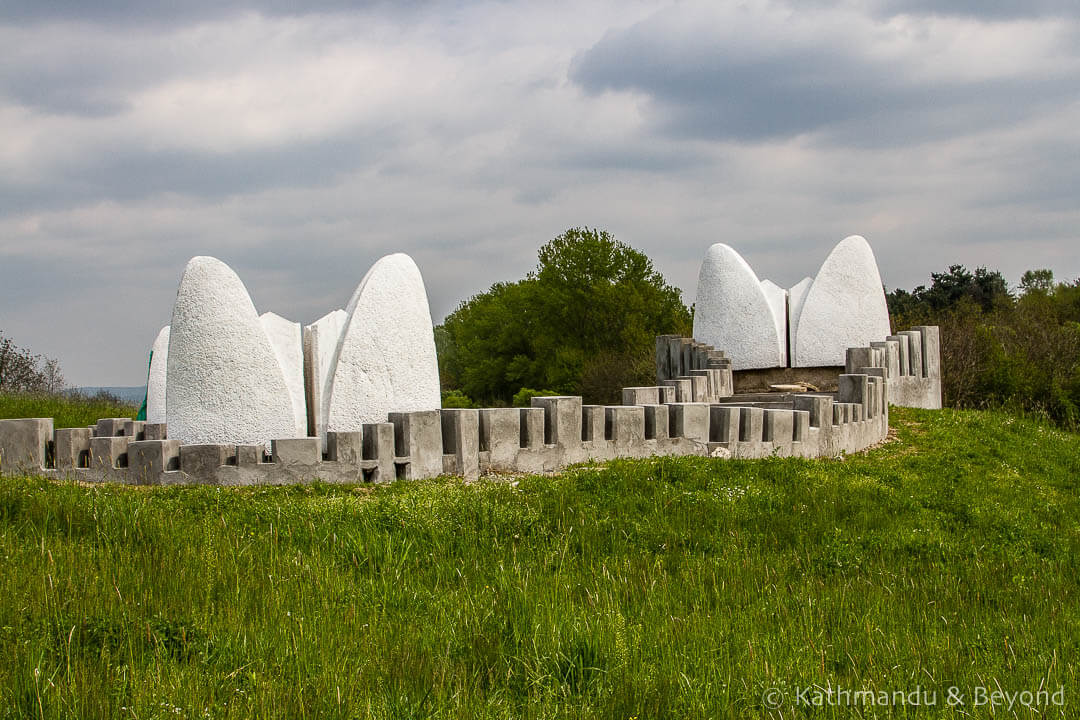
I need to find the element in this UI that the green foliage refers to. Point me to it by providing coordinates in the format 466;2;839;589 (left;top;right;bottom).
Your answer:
0;407;1078;718
0;391;136;429
0;331;64;393
888;266;1080;430
439;389;474;408
511;387;559;407
440;228;691;405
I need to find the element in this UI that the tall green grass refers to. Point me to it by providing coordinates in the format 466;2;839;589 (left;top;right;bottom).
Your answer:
0;391;136;429
1;406;1078;718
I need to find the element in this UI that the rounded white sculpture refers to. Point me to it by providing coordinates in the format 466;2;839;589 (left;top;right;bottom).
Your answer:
693;243;785;370
166;256;299;448
145;325;170;425
759;279;789;367
323;253;442;432
260;312;308;437
791;235;891;367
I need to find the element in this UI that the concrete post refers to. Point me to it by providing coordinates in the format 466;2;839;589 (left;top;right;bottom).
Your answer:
642;404;669;440
606;406;645;449
531;396;582;448
362;423;395;482
128;439;181;484
0;418;53;474
389;410;444;479
54;427;93;471
179;444;231;482
709;405;740;444
668;403;710;443
441;409;480;481
519;408;545;449
581;405;606;442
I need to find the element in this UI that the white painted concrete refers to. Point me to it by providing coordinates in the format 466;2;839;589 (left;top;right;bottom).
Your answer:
786;276;813;366
259;312;307;437
760;279;788;367
792;235;892;367
324;253;442;432
303;308;347;442
145;325;170;425
693;243;785;370
166;256;299;448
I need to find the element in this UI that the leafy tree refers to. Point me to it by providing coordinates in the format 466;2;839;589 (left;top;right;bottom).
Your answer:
0;331;65;393
439;228;692;405
1019;269;1054;295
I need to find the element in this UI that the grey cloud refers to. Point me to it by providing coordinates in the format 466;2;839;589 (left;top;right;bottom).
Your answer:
570;6;1080;147
874;0;1080;19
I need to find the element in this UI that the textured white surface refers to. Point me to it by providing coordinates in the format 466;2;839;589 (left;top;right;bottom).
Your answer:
693;244;784;370
786;276;813;366
166;256;299;448
259;312;307;437
145;325;170;425
792;236;891;367
303;308;347;441
759;279;788;367
324;253;442;431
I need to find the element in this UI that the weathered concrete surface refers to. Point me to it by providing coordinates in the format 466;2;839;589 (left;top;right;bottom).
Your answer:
167;256;298;448
325;254;441;434
0;418;53;474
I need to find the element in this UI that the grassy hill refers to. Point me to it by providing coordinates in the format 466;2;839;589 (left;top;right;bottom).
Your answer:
0;406;1077;718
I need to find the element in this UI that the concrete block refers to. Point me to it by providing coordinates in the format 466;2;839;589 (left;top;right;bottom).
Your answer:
389;410;443;479
793;394;833;428
833;404;844;425
872;340;900;379
845;347;875;375
179;444;231;480
667;403;710;442
899;330;923;378
127;439;181;483
144;423;168;441
519;407;545;449
531;396;582;448
123;420;146;440
762;410;794;443
55;427;93;470
838;374;869;411
236;444;264;466
792;410;810;443
887;335;910;376
605;405;645;448
667;337;682;381
441;409;479;480
478;408;521;468
622;386;660;406
326;431;363;465
916;325;943;409
688;370;710;402
362;422;395;482
658;385;676;404
90;436;131;472
738;407;764;442
660;378;692;403
709;405;740;444
0;418;53;473
581;405;606;442
655;335;675;382
271;438;321;466
94;418;130;438
642;404;669;440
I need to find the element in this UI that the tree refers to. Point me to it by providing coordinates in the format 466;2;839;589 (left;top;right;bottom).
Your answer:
439;228;692;404
0;331;65;393
1019;269;1054;295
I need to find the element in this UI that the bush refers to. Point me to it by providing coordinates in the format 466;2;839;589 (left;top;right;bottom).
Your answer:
512;388;560;408
440;389;475;409
0;331;65;393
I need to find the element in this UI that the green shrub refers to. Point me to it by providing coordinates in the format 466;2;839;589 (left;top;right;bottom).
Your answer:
512;387;560;407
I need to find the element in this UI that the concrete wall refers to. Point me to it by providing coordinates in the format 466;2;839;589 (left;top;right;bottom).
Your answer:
0;327;940;486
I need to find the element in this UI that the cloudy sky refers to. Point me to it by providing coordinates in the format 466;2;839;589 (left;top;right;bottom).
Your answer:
1;0;1077;386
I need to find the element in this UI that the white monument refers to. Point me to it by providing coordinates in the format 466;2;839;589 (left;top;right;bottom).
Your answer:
323;253;442;433
145;325;170;425
166;257;299;448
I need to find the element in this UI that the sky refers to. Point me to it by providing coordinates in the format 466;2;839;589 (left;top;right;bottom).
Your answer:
1;0;1078;386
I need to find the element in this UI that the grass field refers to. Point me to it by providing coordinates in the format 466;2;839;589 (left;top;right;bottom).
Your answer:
0;391;136;430
0;406;1078;718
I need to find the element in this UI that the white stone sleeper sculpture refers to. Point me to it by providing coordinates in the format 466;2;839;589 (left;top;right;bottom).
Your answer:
166;257;299;448
145;325;170;425
790;235;891;367
693;243;786;370
323;253;442;433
